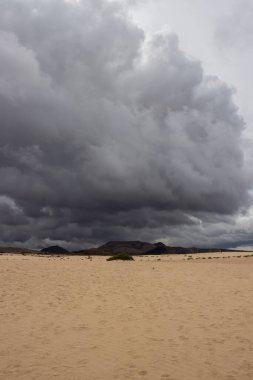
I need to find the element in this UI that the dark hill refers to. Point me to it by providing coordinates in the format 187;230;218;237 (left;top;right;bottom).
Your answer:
100;241;154;255
0;241;240;256
97;241;188;255
0;247;37;254
98;241;188;255
94;241;233;256
40;245;69;254
146;242;169;254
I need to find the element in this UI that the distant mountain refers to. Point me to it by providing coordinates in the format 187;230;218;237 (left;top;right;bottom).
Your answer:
0;247;37;254
40;246;69;254
88;241;232;256
0;241;239;256
100;241;154;254
78;241;211;256
98;241;193;255
146;242;170;254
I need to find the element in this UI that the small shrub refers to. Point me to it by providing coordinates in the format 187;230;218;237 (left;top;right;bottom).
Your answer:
107;253;134;261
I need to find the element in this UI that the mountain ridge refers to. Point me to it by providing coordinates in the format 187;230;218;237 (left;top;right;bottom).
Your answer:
0;241;247;256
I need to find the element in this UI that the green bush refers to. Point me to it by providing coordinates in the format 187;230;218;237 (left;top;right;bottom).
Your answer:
107;253;134;261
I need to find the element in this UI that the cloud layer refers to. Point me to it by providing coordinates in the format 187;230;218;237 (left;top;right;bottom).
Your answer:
0;0;249;248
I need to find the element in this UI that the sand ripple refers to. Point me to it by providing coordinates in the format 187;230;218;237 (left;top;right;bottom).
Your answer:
0;254;253;379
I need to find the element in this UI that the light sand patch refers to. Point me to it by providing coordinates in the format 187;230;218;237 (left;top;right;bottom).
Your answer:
0;254;253;380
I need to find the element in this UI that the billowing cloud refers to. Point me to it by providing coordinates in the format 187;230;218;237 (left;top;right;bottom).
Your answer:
0;0;249;249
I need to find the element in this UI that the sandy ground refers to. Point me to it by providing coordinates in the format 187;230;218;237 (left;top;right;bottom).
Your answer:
0;253;253;380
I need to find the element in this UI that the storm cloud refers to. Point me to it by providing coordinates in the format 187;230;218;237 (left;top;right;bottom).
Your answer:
0;0;249;249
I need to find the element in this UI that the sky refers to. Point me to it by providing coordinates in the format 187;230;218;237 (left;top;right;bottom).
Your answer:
0;0;252;250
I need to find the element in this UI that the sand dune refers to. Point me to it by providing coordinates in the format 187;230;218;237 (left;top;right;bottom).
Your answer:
0;253;253;380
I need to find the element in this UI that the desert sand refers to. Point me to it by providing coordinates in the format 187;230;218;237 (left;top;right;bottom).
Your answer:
0;253;253;380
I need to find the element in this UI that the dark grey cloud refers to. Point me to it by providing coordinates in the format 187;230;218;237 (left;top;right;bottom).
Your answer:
0;0;250;249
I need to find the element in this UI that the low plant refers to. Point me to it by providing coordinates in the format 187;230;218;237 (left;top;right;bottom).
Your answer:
107;253;134;261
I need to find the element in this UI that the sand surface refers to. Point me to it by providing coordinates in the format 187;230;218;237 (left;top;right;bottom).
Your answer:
0;253;253;380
